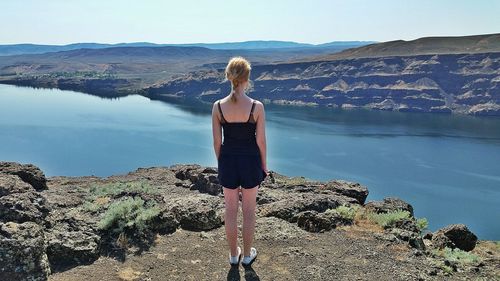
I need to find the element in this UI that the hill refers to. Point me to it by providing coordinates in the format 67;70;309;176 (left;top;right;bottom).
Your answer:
0;41;374;56
0;43;373;90
299;33;500;62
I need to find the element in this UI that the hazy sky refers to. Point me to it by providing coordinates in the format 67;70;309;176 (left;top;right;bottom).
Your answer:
1;0;499;45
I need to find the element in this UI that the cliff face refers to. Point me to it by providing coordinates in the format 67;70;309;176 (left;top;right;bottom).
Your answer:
147;52;500;116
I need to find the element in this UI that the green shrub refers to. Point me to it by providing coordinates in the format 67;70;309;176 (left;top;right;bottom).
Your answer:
325;204;360;220
97;196;161;234
274;176;312;186
81;196;111;213
366;210;411;228
433;247;481;265
88;180;159;198
81;201;102;213
416;217;429;233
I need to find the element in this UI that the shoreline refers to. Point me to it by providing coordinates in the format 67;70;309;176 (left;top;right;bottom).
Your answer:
2;80;500;118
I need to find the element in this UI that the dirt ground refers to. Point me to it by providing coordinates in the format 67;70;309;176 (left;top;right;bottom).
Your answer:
39;165;499;281
48;213;493;281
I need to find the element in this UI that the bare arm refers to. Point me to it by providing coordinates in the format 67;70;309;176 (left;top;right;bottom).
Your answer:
212;102;223;160
255;102;267;171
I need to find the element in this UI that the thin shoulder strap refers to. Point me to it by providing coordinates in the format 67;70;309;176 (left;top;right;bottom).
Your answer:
217;101;227;123
247;100;256;122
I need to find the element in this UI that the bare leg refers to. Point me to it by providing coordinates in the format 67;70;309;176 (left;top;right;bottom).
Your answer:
241;186;258;256
223;187;240;256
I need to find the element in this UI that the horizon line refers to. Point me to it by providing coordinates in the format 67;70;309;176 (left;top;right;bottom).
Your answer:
1;32;498;46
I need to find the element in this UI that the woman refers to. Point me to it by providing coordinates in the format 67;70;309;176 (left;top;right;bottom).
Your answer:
212;56;268;267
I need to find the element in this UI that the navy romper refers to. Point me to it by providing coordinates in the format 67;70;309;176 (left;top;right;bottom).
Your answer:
217;100;267;189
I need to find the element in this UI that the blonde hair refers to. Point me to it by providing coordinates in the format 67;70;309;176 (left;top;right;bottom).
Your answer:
225;56;251;103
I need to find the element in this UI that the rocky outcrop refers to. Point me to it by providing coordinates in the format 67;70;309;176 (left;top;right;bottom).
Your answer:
296;209;353;232
431;224;478;251
0;161;492;280
258;194;357;223
0;221;51;281
389;226;426;251
0;165;52;280
321;180;368;204
0;161;48;191
44;209;101;271
147;52;500;116
364;197;414;216
173;165;223;196
164;196;224;231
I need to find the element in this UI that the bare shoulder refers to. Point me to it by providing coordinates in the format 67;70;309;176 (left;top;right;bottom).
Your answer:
212;99;221;113
252;99;265;111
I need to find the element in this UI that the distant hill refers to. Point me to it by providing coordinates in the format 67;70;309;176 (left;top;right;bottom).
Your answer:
0;40;375;56
298;33;500;62
0;43;375;86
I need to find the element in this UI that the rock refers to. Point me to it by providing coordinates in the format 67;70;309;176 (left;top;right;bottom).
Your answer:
296;210;353;232
166;196;224;231
423;232;433;240
387;218;420;233
44;211;101;271
173;165;222;196
364;197;414;216
0;179;50;223
0;221;51;281
0;173;35;197
150;209;180;235
431;224;478;251
390;228;426;251
256;191;278;205
258;193;357;223
468;102;500;116
254;217;308;240
0;162;48;191
321;180;369;204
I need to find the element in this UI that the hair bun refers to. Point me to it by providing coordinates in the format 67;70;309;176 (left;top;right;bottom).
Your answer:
225;56;251;101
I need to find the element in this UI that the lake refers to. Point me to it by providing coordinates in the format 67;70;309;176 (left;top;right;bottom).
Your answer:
1;84;499;240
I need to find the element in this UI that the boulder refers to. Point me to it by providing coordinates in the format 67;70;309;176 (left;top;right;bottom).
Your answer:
173;165;222;196
0;173;49;225
44;211;101;271
364;197;414;216
296;210;353;232
431;224;478;251
150;209;180;235
0;221;51;281
0;173;35;197
258;193;357;223
0;162;47;191
256;192;278;205
386;218;420;233
321;180;369;204
390;228;426;251
165;195;224;231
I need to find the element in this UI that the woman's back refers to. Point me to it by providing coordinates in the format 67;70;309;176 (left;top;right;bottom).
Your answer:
217;99;259;156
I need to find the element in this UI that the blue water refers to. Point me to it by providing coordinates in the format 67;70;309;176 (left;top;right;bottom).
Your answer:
1;84;499;240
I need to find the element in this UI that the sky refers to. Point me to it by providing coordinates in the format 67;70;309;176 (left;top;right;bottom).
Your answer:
1;0;499;45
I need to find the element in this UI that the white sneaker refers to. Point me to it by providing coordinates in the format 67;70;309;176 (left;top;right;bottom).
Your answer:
229;246;241;266
241;247;257;266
